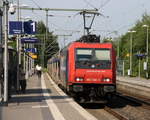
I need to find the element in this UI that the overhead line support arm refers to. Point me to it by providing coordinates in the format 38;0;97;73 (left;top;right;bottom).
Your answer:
19;7;98;12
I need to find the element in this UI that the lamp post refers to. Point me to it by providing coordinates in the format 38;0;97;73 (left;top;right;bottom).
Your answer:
142;24;149;79
128;30;136;76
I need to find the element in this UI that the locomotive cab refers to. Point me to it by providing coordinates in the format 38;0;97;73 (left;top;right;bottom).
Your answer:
47;35;116;103
67;43;116;103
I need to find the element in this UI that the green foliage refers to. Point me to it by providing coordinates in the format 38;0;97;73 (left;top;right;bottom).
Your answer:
35;21;59;67
118;13;150;78
8;41;16;49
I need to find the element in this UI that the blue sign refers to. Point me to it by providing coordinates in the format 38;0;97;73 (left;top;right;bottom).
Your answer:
21;37;39;43
25;48;37;53
24;21;36;34
135;54;146;59
9;21;23;35
135;54;146;57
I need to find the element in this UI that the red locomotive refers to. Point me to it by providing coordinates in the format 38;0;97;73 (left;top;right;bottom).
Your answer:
47;35;116;103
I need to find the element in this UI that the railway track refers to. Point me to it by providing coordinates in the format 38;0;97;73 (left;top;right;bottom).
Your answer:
116;92;150;110
84;93;150;120
104;106;129;120
50;75;150;120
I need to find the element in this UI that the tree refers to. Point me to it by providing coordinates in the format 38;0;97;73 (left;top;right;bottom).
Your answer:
35;21;59;67
118;13;150;77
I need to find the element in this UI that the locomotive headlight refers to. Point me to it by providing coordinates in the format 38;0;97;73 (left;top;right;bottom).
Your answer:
103;78;111;82
76;77;84;82
76;78;80;81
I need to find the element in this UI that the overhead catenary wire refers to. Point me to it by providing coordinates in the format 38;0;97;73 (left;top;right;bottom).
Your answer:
48;14;71;18
29;0;42;9
83;0;98;10
29;2;132;40
31;10;77;47
46;45;59;53
82;0;112;10
25;8;98;39
31;10;63;30
45;39;58;52
98;0;112;9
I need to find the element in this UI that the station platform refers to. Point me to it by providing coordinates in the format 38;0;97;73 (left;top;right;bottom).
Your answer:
0;73;97;120
117;76;150;99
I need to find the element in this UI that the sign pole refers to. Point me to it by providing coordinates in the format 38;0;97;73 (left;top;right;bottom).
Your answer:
23;44;26;72
26;43;28;79
29;44;31;76
0;9;2;44
16;0;21;91
32;44;34;74
0;8;3;100
44;10;48;68
3;0;9;102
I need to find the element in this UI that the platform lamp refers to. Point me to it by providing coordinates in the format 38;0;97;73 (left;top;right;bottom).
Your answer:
127;30;136;76
142;24;149;79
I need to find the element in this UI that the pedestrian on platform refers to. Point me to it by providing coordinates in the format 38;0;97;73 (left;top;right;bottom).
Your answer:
19;65;26;93
36;64;42;78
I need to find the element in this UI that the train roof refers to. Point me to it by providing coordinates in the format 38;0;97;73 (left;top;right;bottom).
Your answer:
59;34;113;52
59;42;114;54
68;42;113;49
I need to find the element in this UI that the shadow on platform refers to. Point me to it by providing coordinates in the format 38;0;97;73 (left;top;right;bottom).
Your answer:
6;88;70;104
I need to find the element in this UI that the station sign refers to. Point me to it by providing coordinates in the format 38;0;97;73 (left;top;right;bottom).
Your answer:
21;37;39;43
9;21;37;35
144;62;147;70
31;55;37;59
29;52;37;59
9;21;23;35
135;54;146;59
25;48;37;53
24;21;37;34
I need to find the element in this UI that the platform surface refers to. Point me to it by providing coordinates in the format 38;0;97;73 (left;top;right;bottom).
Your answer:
0;73;97;120
117;76;150;88
117;76;150;99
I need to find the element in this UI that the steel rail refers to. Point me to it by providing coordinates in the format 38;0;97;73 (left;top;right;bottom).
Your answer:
116;92;150;110
104;106;129;120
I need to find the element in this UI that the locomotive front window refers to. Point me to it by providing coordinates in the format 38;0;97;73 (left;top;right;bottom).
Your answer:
76;49;92;61
94;49;110;60
76;48;111;69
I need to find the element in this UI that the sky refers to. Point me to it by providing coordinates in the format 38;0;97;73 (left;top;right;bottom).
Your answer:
6;0;150;47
